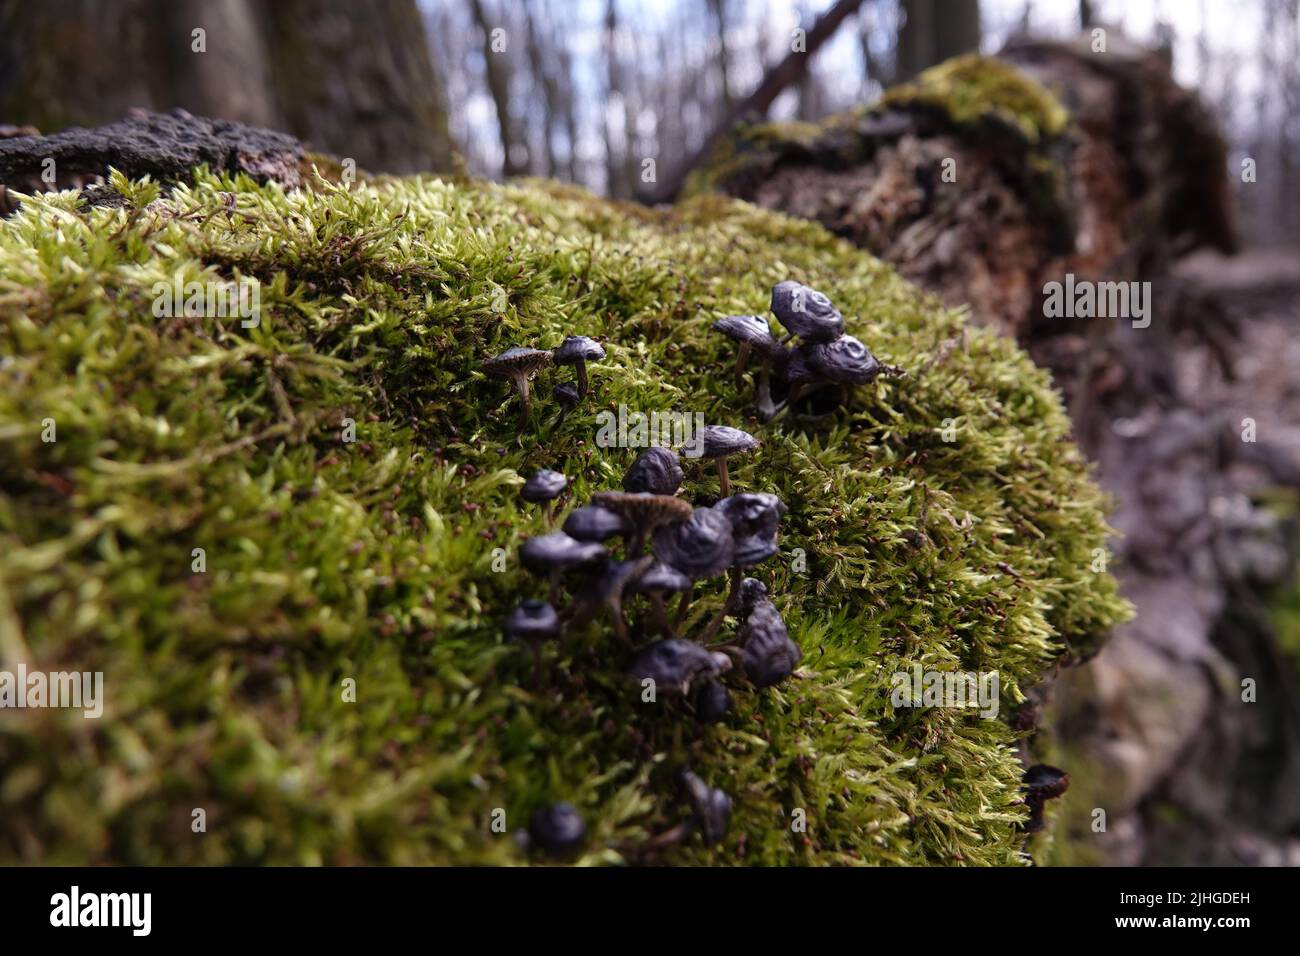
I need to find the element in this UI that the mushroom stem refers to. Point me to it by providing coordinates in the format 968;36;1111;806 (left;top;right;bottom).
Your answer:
576;360;589;399
543;501;555;528
609;600;634;648
716;457;731;497
733;342;751;391
529;640;543;685
640;820;694;850
673;585;695;629
547;570;562;604
516;375;532;421
649;593;673;640
697;567;742;644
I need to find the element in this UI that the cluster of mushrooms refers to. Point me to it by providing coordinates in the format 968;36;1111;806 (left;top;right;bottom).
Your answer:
481;335;606;424
713;280;885;421
505;431;801;855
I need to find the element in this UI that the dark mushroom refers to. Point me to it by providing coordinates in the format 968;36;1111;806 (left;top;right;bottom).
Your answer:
651;507;734;580
553;335;605;399
521;469;568;525
697;425;759;497
627;561;692;639
716;492;786;539
505;599;560;682
737;577;770;616
679;769;732;846
563;504;629;543
520;531;608;603
528;802;587;857
591;491;693;555
569;555;652;647
622;446;684;496
628;638;730;697
482;347;552;422
713;313;782;390
699;494;785;642
802;334;881;385
694;680;731;723
1021;764;1070;834
740;601;801;688
770;280;845;343
653;507;735;631
551;381;580;430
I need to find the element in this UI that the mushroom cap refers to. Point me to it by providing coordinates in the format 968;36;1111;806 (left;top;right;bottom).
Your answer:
562;504;629;542
622;446;684;496
504;599;560;642
521;468;568;503
801;334;881;385
553;381;580;409
629;639;729;695
740;602;802;688
1022;765;1070;802
591;491;693;533
698;424;759;461
712;314;783;357
770;280;845;343
528;801;587;855
679;769;732;846
694;680;731;723
652;507;735;580
716;492;786;539
737;577;770;616
519;531;607;576
553;335;606;364
733;533;780;568
482;346;552;380
627;561;692;596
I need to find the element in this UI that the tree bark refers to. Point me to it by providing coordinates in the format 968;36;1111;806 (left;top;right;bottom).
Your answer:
0;0;456;174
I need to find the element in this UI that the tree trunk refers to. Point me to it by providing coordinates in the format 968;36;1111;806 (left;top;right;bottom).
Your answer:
896;0;981;82
0;0;456;174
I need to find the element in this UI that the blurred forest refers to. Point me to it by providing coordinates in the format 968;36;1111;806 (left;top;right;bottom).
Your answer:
1;0;1295;245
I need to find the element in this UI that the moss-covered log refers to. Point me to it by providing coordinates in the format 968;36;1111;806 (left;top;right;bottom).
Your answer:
0;162;1127;864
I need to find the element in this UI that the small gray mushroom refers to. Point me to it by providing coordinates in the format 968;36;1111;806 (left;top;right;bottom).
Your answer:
521;469;568;525
482;346;553;422
622;446;684;496
551;381;580;429
553;335;605;399
652;507;734;581
628;638;730;696
591;491;693;555
563;504;630;543
528;802;587;857
520;531;608;602
713;313;783;390
679;769;732;846
697;425;759;497
628;561;692;639
770;280;845;343
505;599;560;682
740;600;802;688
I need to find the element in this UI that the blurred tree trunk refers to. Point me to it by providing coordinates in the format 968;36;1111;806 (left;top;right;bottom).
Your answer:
0;0;456;173
896;0;981;82
467;0;525;178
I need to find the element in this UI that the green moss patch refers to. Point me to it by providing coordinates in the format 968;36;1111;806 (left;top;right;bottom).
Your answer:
0;167;1127;864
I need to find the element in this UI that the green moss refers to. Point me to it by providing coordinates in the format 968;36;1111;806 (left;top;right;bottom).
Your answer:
0;165;1128;865
877;55;1070;145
